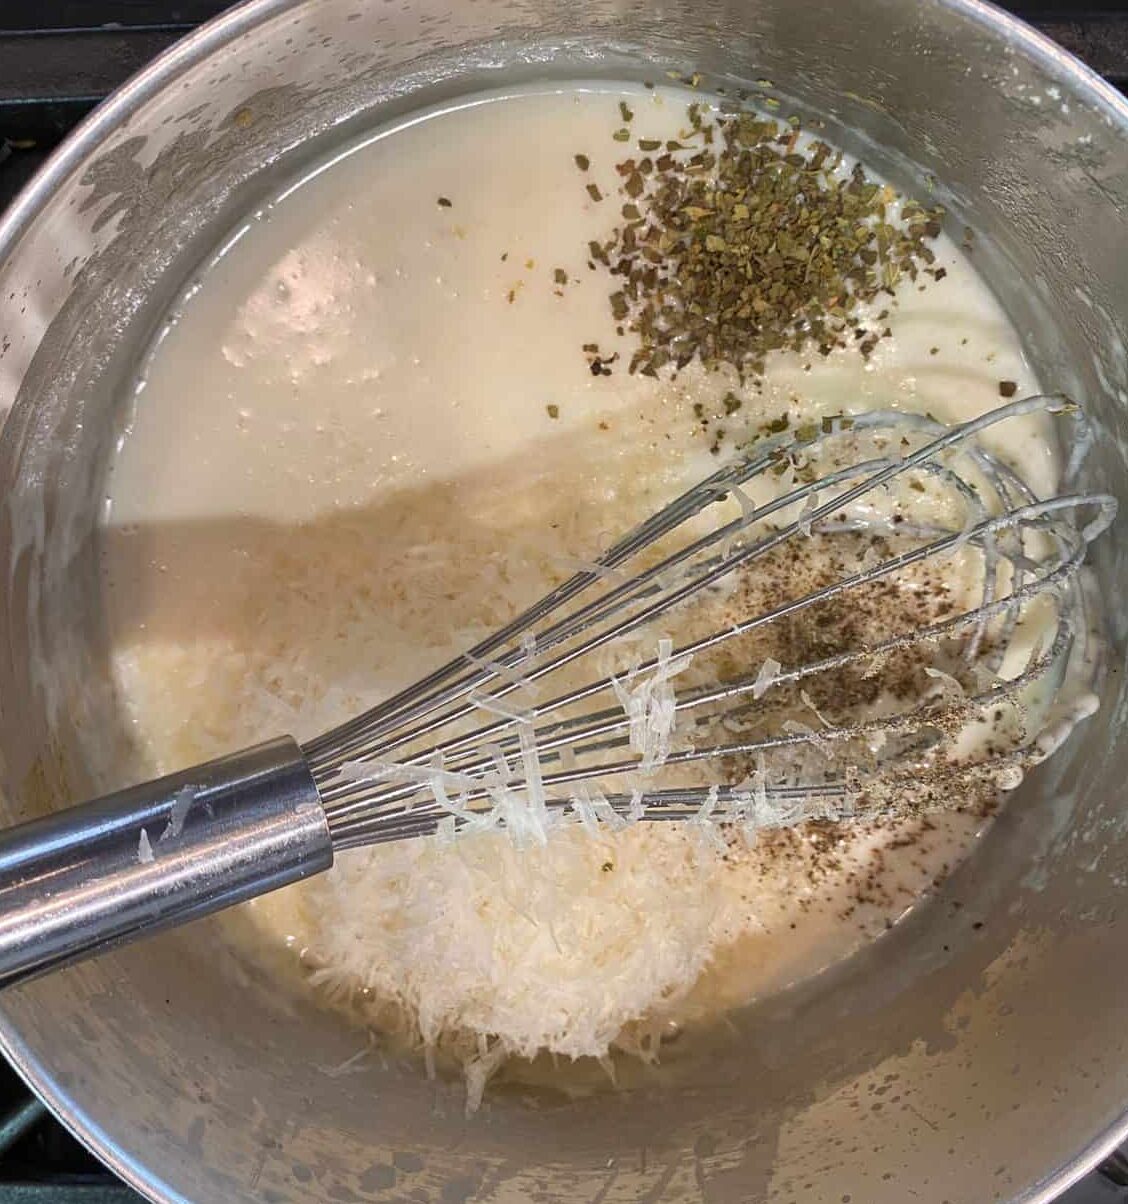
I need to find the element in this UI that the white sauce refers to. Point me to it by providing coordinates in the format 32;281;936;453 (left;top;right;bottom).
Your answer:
101;84;1058;1084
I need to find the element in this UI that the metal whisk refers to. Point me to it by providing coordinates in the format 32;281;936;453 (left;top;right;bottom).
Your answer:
0;394;1113;987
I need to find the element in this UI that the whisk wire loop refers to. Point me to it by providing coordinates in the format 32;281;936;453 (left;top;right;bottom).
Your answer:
306;395;1115;845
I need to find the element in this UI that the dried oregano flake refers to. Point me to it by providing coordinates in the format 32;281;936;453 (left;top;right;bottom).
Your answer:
578;103;945;380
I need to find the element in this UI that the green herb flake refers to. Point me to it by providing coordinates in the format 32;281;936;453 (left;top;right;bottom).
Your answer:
546;404;560;419
580;97;945;385
613;128;630;142
553;268;569;286
574;153;591;171
586;182;603;202
619;101;634;123
436;196;453;208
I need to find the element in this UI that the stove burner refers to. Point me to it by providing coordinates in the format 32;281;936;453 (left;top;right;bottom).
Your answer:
0;2;1124;1200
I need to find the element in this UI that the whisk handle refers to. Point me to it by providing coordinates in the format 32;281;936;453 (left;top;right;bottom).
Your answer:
0;737;331;989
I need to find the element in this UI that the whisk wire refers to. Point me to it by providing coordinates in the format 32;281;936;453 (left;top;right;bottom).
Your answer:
306;395;1115;845
319;493;1091;820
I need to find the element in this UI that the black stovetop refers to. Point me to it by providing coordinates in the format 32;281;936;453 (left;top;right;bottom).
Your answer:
0;3;1126;1201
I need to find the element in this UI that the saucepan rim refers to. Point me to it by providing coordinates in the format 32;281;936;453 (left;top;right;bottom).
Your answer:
0;0;1124;1200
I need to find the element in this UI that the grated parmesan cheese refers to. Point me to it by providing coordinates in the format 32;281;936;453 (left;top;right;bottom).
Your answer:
752;657;783;700
304;820;739;1064
160;785;196;842
610;638;692;773
797;489;820;538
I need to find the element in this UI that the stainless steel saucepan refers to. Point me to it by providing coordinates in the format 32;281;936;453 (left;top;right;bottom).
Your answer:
0;1;1125;1200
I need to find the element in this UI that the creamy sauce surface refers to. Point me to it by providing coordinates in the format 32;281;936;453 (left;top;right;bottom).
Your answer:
101;84;1054;1084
